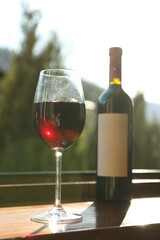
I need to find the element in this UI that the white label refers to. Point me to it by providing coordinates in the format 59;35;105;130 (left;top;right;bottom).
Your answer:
98;113;128;177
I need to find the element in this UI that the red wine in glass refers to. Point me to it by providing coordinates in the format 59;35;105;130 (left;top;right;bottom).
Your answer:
33;101;85;150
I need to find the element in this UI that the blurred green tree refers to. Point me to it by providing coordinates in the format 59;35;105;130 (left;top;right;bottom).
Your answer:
133;93;160;169
145;121;160;169
1;7;64;143
0;6;65;171
0;6;101;172
133;93;146;168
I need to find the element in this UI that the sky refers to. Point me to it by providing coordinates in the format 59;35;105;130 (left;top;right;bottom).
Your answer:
1;0;160;104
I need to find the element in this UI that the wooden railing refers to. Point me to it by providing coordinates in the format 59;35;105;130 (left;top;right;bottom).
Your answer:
0;169;160;206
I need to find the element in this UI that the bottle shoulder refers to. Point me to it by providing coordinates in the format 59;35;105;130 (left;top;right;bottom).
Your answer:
99;85;131;102
98;85;133;113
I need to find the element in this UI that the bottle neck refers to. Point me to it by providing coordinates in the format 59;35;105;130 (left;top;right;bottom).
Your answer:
109;48;122;86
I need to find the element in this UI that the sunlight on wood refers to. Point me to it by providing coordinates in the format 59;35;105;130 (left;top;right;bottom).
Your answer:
121;197;160;226
49;201;94;233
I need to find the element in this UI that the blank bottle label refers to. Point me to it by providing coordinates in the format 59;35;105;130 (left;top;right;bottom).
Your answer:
98;113;128;177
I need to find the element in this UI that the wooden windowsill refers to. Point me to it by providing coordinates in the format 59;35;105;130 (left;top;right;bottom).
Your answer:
0;197;160;240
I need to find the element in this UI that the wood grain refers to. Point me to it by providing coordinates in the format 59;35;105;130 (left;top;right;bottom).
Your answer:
0;198;160;240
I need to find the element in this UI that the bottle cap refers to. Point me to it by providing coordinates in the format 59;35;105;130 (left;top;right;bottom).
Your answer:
109;47;122;56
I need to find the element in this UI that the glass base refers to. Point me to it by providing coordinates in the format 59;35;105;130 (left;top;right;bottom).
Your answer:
31;206;83;224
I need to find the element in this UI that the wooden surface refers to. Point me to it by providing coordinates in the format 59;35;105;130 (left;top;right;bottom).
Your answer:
0;198;160;240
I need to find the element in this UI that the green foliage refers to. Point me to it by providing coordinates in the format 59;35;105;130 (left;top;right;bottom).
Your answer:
0;6;65;172
0;138;52;171
133;93;146;168
133;93;160;169
0;6;99;172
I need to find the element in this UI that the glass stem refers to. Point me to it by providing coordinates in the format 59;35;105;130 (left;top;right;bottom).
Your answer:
55;150;63;209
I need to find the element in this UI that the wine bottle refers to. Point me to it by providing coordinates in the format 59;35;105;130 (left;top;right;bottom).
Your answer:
97;47;133;202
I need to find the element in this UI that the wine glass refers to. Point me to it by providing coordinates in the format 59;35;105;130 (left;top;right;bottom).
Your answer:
32;69;86;224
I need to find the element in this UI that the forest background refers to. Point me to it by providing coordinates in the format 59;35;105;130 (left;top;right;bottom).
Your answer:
0;6;160;172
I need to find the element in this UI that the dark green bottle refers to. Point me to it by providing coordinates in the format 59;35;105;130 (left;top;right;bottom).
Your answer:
96;47;133;202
